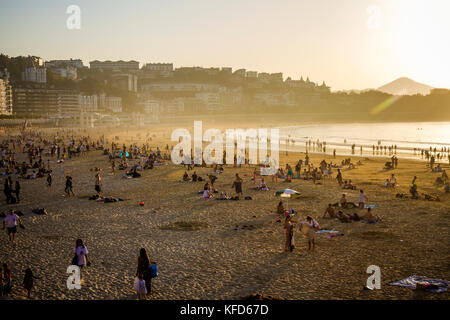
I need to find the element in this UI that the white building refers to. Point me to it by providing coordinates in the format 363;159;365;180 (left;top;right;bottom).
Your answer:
51;66;77;80
104;96;122;113
246;71;258;78
45;59;84;69
89;60;139;72
22;67;47;83
0;78;13;115
141;82;220;92
79;94;98;112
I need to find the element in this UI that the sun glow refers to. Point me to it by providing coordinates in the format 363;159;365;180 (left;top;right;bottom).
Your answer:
390;0;450;88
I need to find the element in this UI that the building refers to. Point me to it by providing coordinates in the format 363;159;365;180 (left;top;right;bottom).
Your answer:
246;71;258;78
79;94;98;112
51;66;78;80
0;78;13;115
221;67;232;74
22;67;47;83
13;88;80;116
269;73;283;82
89;60;139;72
233;69;246;77
109;73;138;92
141;63;174;78
141;82;220;92
45;59;84;69
143;63;173;72
99;94;122;113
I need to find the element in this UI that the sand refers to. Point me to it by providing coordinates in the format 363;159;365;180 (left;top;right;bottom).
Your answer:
0;123;449;300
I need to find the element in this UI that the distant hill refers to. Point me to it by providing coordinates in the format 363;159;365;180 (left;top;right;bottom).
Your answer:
377;77;433;96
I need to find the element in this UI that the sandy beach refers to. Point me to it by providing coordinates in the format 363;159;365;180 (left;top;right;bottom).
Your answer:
1;123;449;300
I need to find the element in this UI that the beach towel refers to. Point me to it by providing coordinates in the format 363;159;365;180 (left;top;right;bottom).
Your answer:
326;233;344;238
389;276;450;293
316;230;340;234
364;204;379;209
361;219;382;224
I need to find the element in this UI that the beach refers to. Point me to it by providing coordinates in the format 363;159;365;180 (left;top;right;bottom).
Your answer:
1;123;449;300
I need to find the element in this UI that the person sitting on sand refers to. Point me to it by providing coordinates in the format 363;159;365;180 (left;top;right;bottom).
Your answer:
218;192;230;200
389;174;398;187
191;171;198;182
343;179;356;190
255;178;269;191
323;204;337;218
361;207;382;223
182;171;189;181
382;179;390;188
202;184;213;199
339;194;357;209
444;181;450;193
277;201;285;215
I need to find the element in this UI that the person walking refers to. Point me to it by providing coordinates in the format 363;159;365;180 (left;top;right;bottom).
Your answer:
3;209;22;242
4;177;12;204
136;248;154;296
65;176;75;197
0;263;12;296
73;239;90;280
47;172;52;188
358;190;367;209
14;180;21;203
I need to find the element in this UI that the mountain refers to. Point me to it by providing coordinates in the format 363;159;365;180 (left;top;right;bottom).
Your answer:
377;77;433;96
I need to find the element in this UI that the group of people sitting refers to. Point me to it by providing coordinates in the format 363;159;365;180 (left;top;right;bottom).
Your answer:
382;174;398;188
323;204;382;223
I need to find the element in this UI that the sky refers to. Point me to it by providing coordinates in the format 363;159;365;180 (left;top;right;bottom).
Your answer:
0;0;449;91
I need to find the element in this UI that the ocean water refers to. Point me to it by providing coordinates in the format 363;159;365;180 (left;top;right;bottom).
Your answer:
278;122;450;160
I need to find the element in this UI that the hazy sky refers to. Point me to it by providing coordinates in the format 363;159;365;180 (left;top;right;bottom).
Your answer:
1;0;449;90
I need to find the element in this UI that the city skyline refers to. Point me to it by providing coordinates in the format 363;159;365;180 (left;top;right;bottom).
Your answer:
1;0;449;91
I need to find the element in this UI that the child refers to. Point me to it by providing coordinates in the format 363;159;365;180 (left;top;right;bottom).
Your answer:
23;268;35;298
137;273;147;300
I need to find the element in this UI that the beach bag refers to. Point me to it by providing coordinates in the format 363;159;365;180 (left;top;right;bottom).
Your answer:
148;264;158;278
133;277;140;291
